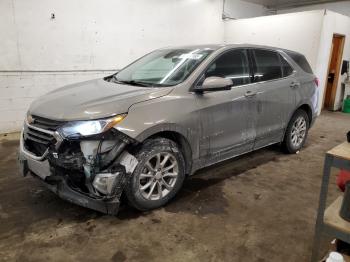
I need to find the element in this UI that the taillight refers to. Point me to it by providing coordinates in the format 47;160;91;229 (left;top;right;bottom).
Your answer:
314;77;319;87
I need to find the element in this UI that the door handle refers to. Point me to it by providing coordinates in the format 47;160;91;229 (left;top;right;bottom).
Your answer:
244;90;257;98
290;81;300;88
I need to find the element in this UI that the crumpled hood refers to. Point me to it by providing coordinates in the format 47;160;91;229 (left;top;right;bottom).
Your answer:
29;79;173;121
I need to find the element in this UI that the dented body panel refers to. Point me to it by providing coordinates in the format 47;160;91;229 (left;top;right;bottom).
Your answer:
19;44;318;214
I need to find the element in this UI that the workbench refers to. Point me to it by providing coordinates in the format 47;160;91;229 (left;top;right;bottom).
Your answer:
311;142;350;261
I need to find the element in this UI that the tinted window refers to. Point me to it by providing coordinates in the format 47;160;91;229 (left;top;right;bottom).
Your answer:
253;49;282;82
206;49;250;86
285;51;313;74
280;55;294;77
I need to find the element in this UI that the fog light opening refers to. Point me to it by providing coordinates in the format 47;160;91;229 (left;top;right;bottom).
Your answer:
92;172;120;195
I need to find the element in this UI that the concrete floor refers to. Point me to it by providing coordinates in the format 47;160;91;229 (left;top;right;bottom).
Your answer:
0;111;349;262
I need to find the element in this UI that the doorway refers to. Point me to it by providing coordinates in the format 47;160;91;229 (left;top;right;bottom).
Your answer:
323;34;345;110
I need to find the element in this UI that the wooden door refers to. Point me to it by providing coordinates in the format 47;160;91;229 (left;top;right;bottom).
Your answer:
323;34;345;110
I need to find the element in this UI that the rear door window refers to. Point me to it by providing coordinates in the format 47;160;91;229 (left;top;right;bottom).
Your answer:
252;49;282;82
205;49;250;86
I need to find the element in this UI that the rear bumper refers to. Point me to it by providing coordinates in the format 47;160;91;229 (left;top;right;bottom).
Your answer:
310;112;318;128
18;133;121;215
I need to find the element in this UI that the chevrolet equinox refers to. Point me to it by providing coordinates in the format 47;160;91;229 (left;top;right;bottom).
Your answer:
19;44;319;214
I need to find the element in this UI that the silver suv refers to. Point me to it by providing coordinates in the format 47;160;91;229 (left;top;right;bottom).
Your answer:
19;44;318;214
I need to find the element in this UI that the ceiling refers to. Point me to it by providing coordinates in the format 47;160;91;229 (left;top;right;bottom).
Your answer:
242;0;349;9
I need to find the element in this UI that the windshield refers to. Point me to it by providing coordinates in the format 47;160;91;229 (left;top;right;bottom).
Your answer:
112;48;213;87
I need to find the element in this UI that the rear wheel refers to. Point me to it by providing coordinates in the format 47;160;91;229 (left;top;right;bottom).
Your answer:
282;109;309;154
125;138;186;211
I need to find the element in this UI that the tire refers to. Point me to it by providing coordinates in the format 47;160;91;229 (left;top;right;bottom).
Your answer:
282;109;310;154
125;137;186;211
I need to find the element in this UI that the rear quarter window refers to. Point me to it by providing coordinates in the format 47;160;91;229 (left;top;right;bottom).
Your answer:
279;54;294;77
285;51;313;74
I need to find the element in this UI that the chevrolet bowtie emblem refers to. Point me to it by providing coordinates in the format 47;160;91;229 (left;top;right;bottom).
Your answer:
27;115;34;124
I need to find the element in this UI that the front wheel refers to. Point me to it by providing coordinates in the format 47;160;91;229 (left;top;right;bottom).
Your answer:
125;138;186;211
282;109;310;154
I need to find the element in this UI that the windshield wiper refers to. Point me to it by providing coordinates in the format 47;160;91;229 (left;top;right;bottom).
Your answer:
118;80;153;87
112;77;163;87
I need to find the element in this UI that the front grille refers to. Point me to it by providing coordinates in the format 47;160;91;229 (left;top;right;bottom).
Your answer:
30;115;64;131
26;126;55;146
23;115;65;156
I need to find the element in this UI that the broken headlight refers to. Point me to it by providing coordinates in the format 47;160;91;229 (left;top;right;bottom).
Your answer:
59;114;126;139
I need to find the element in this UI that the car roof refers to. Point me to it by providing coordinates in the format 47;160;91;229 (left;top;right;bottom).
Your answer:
161;44;302;56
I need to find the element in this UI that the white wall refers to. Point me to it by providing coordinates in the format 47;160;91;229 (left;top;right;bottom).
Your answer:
277;1;350;17
1;0;224;71
223;0;269;19
224;10;350;113
0;0;225;133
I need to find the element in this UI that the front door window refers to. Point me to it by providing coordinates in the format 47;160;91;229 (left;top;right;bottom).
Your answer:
206;49;250;86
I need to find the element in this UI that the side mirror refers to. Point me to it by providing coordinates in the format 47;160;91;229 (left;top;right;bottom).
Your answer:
195;76;233;92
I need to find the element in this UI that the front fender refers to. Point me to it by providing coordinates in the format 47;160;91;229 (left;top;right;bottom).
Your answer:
112;91;201;162
133;123;191;142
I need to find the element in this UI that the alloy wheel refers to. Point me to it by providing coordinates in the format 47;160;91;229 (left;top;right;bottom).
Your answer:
291;116;307;148
138;152;179;201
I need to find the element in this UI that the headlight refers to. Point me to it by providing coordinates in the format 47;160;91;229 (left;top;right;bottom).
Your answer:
59;114;126;138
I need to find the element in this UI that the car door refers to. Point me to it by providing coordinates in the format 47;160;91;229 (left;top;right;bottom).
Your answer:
250;48;297;149
195;48;259;162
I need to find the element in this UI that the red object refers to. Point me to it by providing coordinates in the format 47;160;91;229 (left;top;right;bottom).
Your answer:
336;170;350;192
314;77;319;87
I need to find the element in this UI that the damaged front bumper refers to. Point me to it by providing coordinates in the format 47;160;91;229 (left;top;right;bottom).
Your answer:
18;121;138;215
31;170;122;215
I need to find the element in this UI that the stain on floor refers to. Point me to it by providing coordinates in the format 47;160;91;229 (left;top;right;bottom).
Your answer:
0;111;349;261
